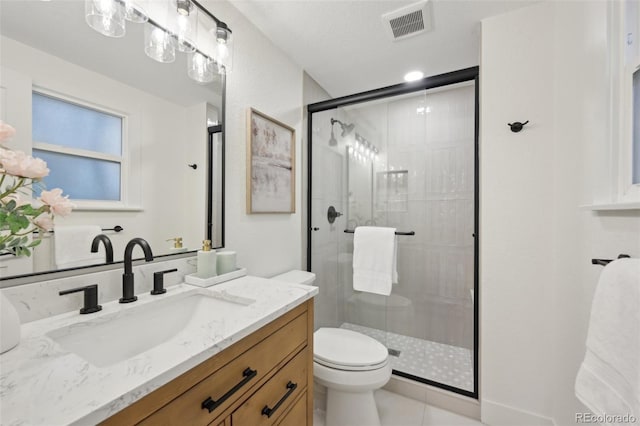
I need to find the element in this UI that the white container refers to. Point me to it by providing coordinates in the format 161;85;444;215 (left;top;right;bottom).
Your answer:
1;292;20;353
216;251;236;275
185;268;247;287
167;237;188;253
197;240;217;278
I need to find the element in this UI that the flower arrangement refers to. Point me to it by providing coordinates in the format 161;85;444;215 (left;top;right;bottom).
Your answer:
0;121;74;256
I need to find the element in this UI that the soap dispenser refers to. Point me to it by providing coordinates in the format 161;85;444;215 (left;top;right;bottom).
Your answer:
197;240;217;278
167;237;187;253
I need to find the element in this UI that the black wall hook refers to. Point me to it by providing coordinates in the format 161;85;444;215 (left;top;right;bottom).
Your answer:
188;163;198;170
508;121;529;133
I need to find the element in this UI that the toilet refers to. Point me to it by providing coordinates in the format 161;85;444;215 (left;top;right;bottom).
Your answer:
272;270;392;426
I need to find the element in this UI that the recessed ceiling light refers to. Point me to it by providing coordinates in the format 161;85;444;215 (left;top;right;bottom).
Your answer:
404;71;424;82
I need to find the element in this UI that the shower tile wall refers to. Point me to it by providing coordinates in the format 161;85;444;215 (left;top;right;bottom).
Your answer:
340;85;475;349
385;85;475;349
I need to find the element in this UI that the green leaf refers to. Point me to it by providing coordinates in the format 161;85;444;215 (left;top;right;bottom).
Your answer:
7;215;29;234
14;246;31;257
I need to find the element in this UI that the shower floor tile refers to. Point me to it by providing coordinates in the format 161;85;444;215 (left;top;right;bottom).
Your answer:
340;322;474;393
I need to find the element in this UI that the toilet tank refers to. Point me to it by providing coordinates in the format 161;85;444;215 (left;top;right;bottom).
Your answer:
272;270;316;285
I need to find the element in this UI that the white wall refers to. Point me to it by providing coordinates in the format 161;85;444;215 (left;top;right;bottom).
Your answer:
480;2;640;425
201;0;304;277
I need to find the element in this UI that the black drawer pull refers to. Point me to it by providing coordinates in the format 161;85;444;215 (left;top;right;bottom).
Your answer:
201;367;257;413
261;381;297;418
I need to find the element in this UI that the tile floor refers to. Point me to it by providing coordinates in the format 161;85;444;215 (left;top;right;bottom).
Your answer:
313;389;483;426
341;323;474;392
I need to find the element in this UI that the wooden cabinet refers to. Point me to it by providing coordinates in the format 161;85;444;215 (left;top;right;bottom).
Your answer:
100;300;314;426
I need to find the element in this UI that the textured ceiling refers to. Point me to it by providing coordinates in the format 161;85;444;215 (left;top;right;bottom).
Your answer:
232;0;538;97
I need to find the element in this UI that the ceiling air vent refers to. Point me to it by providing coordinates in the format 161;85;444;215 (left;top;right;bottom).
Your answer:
382;0;433;41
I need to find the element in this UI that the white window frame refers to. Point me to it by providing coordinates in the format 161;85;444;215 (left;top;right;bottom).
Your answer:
31;87;137;211
618;57;640;202
606;0;640;207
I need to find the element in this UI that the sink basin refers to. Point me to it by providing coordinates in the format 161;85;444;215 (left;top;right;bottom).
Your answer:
46;289;254;367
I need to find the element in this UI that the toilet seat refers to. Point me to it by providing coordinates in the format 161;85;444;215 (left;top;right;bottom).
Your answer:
314;328;389;371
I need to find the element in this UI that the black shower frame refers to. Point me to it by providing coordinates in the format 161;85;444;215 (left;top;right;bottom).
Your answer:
306;66;480;399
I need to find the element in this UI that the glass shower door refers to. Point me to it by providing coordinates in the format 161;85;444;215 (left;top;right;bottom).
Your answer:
308;70;478;397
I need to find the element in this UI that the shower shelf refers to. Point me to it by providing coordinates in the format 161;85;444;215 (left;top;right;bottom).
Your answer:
343;229;415;236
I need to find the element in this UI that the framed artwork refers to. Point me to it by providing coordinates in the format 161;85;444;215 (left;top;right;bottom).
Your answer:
246;108;295;213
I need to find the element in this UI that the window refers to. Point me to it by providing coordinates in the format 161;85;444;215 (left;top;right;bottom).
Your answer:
596;0;640;208
31;91;125;203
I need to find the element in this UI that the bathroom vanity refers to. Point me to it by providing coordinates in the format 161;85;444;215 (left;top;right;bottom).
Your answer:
0;276;317;425
103;298;312;426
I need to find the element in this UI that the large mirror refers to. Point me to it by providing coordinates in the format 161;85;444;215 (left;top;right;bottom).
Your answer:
0;0;225;280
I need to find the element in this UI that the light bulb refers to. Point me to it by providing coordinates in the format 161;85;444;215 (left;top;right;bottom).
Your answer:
85;0;125;37
144;22;175;63
188;52;214;83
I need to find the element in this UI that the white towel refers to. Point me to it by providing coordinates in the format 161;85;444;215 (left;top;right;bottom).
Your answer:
352;226;398;296
575;258;640;423
54;225;103;269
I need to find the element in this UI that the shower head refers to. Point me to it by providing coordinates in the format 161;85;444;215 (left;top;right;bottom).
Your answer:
328;127;337;146
342;123;355;136
330;118;355;137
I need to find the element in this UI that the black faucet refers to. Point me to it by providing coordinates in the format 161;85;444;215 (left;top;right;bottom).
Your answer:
90;234;114;263
121;238;154;303
59;284;102;314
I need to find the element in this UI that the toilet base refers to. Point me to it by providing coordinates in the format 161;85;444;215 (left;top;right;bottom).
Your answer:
326;388;381;426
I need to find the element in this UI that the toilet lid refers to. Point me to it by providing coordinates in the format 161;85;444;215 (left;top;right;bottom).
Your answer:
314;328;388;371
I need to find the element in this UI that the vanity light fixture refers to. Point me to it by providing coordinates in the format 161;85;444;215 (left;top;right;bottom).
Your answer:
84;0;233;81
123;0;148;24
144;22;176;63
188;51;215;83
213;21;233;71
168;0;197;53
350;133;378;163
176;0;192;16
85;0;126;38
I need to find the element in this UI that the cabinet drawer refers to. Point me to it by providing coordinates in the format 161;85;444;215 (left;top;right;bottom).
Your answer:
231;347;308;426
276;391;307;426
140;313;307;426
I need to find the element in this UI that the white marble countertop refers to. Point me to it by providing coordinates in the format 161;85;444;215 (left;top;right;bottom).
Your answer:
0;276;317;426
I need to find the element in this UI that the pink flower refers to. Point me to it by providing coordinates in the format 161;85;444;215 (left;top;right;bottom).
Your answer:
33;213;54;231
39;188;74;217
0;121;16;143
0;148;50;179
0;192;29;207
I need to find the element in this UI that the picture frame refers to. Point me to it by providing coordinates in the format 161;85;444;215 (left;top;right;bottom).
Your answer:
246;108;296;214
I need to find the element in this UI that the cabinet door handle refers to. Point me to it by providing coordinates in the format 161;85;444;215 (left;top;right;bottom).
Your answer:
201;367;257;413
261;381;297;418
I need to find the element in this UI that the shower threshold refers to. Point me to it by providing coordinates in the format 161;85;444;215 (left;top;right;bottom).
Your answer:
340;322;473;393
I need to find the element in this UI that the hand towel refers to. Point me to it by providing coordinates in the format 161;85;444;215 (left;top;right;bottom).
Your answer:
352;226;398;296
54;225;103;269
575;258;640;423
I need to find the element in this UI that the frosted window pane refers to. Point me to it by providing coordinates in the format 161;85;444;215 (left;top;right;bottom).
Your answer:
33;150;121;201
634;69;640;184
32;93;122;156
